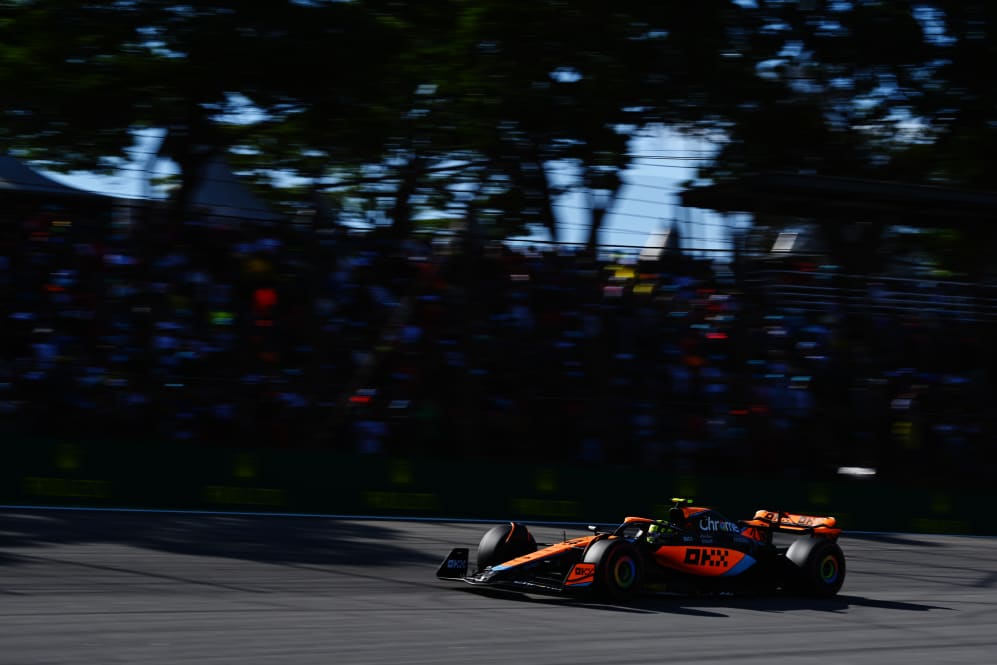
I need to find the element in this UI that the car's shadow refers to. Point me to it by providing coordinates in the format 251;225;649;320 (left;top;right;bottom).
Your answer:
457;587;948;616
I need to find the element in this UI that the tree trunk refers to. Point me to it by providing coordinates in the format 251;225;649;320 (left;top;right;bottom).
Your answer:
389;154;423;238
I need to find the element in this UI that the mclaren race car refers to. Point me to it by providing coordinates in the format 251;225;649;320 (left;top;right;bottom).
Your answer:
437;499;845;601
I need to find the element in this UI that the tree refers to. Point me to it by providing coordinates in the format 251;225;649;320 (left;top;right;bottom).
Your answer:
428;1;753;252
0;1;404;225
888;2;997;190
678;1;936;183
7;0;992;257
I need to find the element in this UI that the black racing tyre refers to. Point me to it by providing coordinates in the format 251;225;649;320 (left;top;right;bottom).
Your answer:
785;538;846;597
476;522;537;570
583;538;644;602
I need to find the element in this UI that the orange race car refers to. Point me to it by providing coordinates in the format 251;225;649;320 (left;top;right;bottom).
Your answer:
437;498;845;601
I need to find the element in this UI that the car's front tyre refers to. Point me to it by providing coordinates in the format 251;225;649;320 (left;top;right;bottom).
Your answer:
476;522;537;570
583;538;644;602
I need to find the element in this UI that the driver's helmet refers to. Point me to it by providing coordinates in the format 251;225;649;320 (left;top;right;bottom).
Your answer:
646;521;670;544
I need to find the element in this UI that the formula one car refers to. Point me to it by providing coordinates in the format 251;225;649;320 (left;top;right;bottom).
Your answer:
437;498;845;601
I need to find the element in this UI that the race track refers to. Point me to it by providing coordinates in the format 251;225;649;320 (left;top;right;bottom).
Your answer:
1;509;995;665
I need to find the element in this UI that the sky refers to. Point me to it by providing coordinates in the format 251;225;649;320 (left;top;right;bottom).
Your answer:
42;126;735;259
542;127;739;257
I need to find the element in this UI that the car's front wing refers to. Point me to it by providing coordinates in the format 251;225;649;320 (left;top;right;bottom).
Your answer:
437;547;594;596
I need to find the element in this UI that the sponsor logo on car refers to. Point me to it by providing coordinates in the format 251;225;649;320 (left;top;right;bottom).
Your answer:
564;563;596;586
684;547;731;568
567;563;595;581
700;515;740;533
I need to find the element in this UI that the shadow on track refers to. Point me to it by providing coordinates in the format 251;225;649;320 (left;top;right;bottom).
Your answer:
0;509;438;567
845;533;948;547
453;586;948;617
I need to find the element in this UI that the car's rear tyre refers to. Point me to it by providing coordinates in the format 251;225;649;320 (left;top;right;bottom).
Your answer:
583;538;644;602
477;522;537;570
785;538;846;597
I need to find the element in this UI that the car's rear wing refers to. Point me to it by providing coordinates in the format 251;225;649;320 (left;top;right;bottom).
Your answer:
740;510;841;539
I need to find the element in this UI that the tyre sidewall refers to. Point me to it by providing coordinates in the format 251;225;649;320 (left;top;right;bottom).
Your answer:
785;538;846;597
583;539;644;602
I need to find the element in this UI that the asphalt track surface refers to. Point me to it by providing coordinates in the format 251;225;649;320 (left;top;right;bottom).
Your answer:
1;509;995;665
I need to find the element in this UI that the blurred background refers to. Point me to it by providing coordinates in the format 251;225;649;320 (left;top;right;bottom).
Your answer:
2;1;996;529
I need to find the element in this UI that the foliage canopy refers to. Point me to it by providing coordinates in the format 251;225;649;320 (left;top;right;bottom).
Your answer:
2;1;995;249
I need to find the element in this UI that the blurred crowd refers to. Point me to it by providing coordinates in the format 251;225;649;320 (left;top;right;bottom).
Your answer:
3;198;995;486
